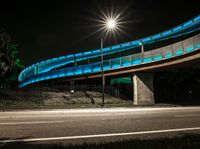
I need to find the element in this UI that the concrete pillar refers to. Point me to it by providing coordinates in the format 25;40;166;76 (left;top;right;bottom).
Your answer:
133;73;155;105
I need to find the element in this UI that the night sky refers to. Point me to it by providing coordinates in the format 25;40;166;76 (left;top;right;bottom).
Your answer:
1;0;199;66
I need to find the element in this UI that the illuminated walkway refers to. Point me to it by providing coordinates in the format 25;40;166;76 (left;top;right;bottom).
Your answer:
18;15;200;105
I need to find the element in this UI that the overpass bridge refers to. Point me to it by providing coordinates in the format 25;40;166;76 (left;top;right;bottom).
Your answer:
18;15;200;105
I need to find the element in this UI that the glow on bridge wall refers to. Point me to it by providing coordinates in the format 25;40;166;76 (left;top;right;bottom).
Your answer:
19;34;200;87
19;15;200;87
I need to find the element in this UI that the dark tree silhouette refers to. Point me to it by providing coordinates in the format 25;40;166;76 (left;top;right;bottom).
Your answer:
0;29;23;79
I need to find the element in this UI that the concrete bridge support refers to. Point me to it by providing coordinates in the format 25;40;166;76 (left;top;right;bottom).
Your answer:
133;73;155;105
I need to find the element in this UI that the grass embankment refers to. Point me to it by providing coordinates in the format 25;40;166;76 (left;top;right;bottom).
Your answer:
0;134;199;149
0;88;132;110
0;102;133;110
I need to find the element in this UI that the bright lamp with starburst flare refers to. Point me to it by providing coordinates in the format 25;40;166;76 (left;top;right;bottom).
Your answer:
99;13;122;36
107;19;116;29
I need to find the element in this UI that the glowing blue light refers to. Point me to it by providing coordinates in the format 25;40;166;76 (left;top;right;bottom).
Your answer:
103;66;110;70
45;76;51;80
112;64;120;69
77;57;85;61
93;49;100;53
58;73;65;77
93;67;101;72
185;47;194;52
164;53;173;58
52;57;58;61
51;75;58;79
175;50;183;55
122;62;131;66
75;66;83;75
58;56;65;59
84;67;92;73
40;77;45;81
131;40;140;45
67;54;74;58
67;71;74;76
121;43;131;47
75;53;82;57
142;37;151;42
183;21;193;27
162;30;171;36
153;56;162;60
19;15;200;88
194;16;200;21
103;47;110;51
111;45;120;50
143;58;152;63
75;71;82;75
173;26;182;32
132;59;142;64
152;34;161;39
84;51;92;55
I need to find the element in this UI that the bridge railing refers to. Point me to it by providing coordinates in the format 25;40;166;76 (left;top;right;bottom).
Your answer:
20;34;200;87
19;15;200;82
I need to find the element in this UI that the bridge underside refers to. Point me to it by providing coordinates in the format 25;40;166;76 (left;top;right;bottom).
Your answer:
18;16;200;105
35;48;200;105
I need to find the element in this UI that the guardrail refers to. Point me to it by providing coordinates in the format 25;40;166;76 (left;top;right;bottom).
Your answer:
18;15;200;82
19;34;200;87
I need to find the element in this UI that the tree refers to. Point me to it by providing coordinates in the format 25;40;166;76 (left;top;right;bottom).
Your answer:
0;29;23;80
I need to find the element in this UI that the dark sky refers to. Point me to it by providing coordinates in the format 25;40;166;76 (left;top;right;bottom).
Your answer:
1;0;200;66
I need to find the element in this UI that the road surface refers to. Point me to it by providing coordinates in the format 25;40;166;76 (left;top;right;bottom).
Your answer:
0;107;200;144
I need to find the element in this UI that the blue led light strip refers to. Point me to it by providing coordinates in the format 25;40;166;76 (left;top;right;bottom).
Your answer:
19;34;200;87
19;15;200;84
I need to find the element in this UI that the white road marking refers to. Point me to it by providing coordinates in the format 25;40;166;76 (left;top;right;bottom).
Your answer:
0;127;200;143
0;121;64;125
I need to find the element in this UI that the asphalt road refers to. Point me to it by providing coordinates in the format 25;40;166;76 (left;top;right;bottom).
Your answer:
0;107;200;144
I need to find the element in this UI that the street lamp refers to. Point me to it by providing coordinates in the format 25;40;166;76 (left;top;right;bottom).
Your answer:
107;19;116;29
139;42;144;60
101;18;117;106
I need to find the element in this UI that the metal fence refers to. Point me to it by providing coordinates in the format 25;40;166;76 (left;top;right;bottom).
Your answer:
0;83;132;111
30;84;130;100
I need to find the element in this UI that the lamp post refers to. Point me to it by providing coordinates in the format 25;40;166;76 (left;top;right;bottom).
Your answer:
139;42;144;60
100;36;105;106
101;19;117;106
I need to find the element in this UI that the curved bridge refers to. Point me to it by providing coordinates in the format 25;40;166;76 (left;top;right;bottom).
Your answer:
18;15;200;105
19;15;200;85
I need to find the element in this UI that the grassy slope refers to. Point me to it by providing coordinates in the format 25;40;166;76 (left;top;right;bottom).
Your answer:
0;88;132;110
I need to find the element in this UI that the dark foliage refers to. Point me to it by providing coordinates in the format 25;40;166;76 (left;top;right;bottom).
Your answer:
0;29;23;86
